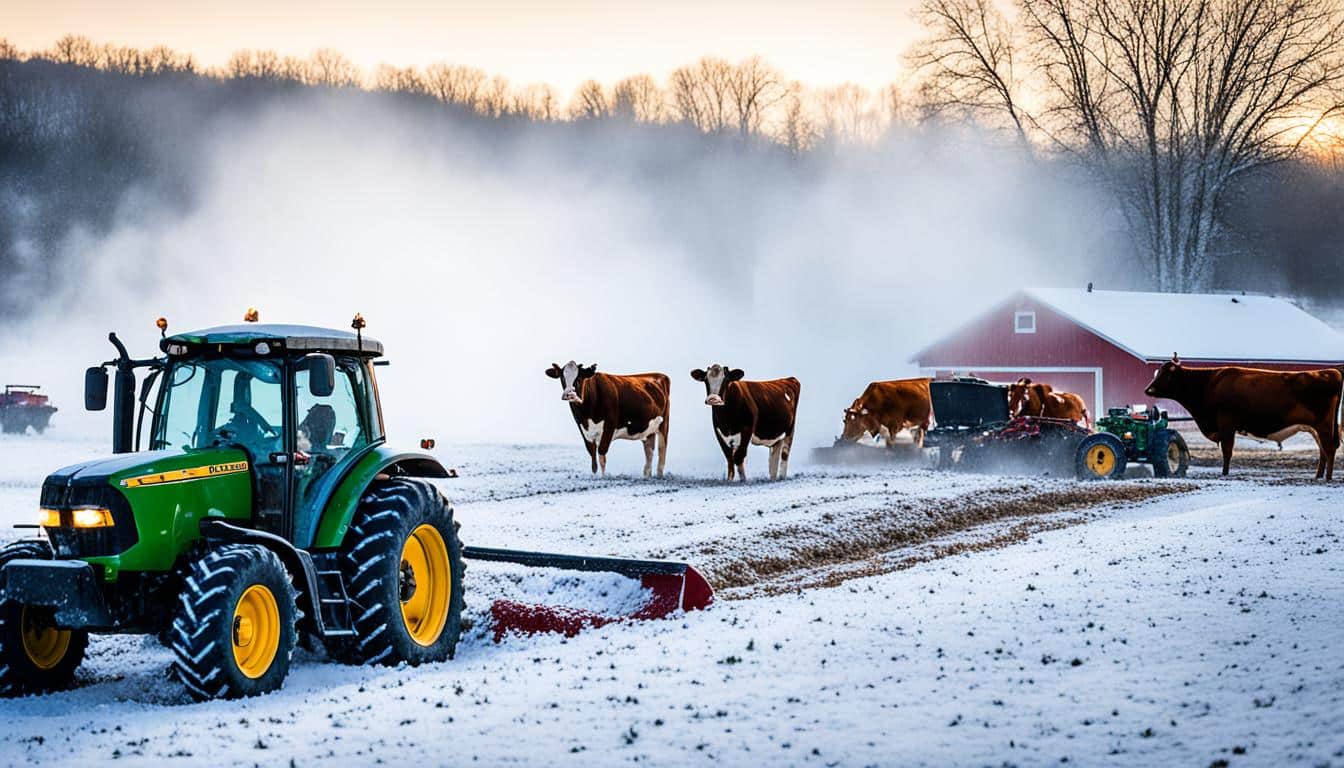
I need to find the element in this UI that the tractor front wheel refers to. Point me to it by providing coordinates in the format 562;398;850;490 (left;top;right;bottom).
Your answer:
1076;433;1128;481
330;479;464;667
170;545;298;700
0;540;88;696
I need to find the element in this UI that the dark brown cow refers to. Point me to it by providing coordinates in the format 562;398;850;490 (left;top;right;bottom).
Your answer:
1145;357;1342;479
690;364;800;481
1008;378;1091;428
546;361;670;478
841;378;933;449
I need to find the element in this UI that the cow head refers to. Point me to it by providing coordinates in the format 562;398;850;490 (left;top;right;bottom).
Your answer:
841;400;878;442
1146;356;1182;398
546;361;597;403
691;364;744;406
1007;378;1034;417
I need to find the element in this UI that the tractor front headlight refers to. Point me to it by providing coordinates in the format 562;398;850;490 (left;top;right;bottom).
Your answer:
70;507;114;528
39;508;61;528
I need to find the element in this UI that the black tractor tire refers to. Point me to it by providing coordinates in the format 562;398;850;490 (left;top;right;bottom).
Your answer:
329;479;464;667
1076;433;1128;481
1150;429;1190;478
170;544;298;700
0;539;88;696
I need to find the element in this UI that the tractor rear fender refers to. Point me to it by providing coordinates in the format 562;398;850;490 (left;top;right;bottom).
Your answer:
308;445;450;550
198;518;332;638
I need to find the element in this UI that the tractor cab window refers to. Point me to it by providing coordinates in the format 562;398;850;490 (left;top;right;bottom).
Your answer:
293;357;371;526
153;359;284;456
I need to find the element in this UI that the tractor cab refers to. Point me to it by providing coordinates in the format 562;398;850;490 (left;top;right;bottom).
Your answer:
144;324;385;545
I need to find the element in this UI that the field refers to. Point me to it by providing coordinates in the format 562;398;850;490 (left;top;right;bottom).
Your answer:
0;432;1341;766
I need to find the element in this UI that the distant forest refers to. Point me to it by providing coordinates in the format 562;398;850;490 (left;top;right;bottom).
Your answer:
1;26;1342;311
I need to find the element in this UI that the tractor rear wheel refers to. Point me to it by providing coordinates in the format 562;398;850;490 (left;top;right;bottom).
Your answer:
329;479;464;667
0;540;88;696
1076;433;1127;480
1150;430;1189;478
170;544;298;700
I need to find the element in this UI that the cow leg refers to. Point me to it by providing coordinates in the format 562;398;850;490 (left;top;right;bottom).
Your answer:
1219;433;1235;476
779;432;794;479
584;440;598;474
657;418;669;479
768;443;782;480
735;430;751;482
911;426;925;451
598;425;615;478
642;435;655;479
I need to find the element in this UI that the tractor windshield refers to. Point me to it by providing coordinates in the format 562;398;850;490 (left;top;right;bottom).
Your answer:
152;358;284;455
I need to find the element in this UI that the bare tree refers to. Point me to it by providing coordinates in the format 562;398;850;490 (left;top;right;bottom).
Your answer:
670;57;735;132
373;64;427;95
50;34;99;67
568;79;610;120
910;0;1030;141
777;81;819;153
479;75;512;117
424;63;486;109
308;48;359;88
612;74;664;122
0;39;19;61
728;55;787;137
512;83;559;120
816;83;886;144
913;0;1344;290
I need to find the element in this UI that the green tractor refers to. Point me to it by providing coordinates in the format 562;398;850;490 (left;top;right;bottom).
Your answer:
1075;404;1190;480
0;321;468;699
0;319;713;700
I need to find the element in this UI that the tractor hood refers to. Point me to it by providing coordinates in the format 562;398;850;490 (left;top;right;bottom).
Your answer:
43;447;252;501
40;448;254;573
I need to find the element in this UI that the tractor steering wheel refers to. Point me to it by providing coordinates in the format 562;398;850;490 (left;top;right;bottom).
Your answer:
235;403;278;438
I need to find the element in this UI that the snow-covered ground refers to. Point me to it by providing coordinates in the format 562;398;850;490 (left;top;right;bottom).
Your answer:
0;433;1341;766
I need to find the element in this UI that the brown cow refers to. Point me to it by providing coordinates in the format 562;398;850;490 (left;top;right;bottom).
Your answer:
1008;378;1091;428
690;364;800;481
1145;357;1342;479
546;361;670;478
841;378;933;449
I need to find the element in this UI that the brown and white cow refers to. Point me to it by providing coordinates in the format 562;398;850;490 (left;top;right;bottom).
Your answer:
1008;378;1091;428
1146;356;1342;479
841;378;933;449
691;365;800;481
546;361;671;478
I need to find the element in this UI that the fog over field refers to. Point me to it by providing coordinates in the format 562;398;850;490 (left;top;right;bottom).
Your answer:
1;91;1120;460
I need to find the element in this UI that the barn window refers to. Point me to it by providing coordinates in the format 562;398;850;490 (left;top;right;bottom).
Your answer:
1014;311;1036;334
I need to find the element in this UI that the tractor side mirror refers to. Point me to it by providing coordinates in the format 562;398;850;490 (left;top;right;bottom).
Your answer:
303;354;336;398
85;367;109;411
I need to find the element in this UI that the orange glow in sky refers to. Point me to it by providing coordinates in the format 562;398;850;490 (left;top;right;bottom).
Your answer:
5;0;922;93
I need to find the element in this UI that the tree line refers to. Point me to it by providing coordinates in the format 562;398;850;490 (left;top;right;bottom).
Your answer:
2;34;906;152
1;21;1343;303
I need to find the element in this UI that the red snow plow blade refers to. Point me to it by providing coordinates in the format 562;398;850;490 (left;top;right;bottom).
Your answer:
460;547;714;642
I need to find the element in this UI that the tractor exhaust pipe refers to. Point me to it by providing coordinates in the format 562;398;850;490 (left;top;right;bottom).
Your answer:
108;334;136;454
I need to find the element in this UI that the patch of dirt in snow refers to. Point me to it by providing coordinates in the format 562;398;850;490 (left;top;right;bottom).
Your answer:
682;481;1197;594
1187;444;1324;472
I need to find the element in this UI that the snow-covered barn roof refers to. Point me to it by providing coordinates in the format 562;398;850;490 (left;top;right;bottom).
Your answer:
1026;287;1344;363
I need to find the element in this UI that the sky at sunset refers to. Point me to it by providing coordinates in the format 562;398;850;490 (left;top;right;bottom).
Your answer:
5;0;923;93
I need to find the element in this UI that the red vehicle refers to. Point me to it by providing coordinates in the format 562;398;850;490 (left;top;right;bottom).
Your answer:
0;385;57;434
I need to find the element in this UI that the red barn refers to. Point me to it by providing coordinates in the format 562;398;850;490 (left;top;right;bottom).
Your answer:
912;287;1344;417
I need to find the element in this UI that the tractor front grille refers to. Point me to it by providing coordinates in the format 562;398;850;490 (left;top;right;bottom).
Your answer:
40;478;139;559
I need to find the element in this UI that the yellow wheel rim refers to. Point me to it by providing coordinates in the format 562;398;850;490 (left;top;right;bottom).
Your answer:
21;606;70;671
1168;442;1182;469
400;524;451;647
232;584;280;679
1086;444;1117;476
